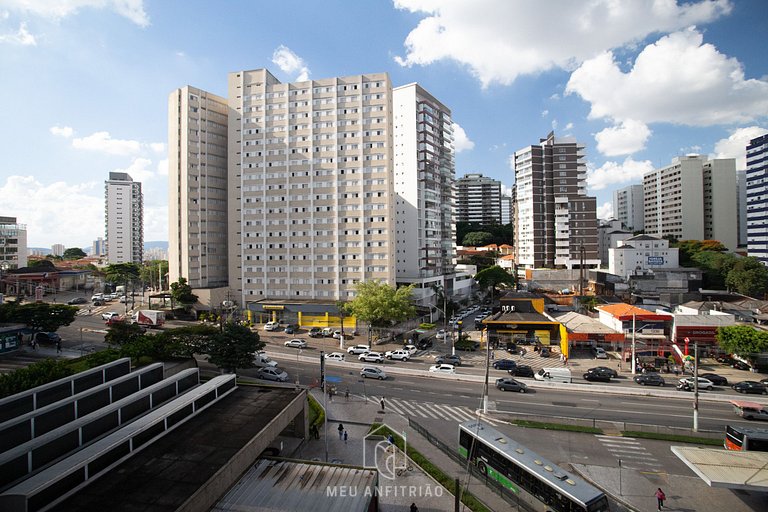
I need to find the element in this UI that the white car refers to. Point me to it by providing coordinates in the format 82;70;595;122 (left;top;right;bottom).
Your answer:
359;351;385;363
347;344;370;354
264;321;279;331
361;366;387;380
257;367;289;382
385;350;410;361
678;377;714;391
429;364;456;374
403;344;418;355
324;352;346;362
284;339;307;349
101;311;120;321
436;329;446;339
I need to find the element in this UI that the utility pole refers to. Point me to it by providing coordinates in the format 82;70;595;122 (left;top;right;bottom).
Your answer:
482;331;491;413
631;313;637;375
693;342;699;432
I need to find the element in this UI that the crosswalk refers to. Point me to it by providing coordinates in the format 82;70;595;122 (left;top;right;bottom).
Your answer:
377;397;499;426
595;435;663;472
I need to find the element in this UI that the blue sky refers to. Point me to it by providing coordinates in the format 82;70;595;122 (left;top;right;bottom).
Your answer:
1;0;766;248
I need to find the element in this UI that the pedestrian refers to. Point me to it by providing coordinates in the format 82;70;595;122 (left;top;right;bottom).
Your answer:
490;350;494;361
345;388;350;401
338;423;344;440
343;430;348;444
56;340;61;354
387;433;395;451
380;397;385;411
410;503;419;512
32;338;37;351
655;487;666;510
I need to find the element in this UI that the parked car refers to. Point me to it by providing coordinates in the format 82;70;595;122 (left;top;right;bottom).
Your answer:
324;352;345;362
359;352;385;363
492;359;517;370
495;377;528;392
253;353;278;368
590;366;619;378
716;355;735;364
321;327;334;337
699;373;728;386
592;347;608;359
33;332;61;344
101;311;120;321
678;377;714;391
633;373;665;386
583;368;613;382
283;325;297;334
67;297;87;305
385;350;410;361
360;366;387;380
308;327;322;338
429;364;456;374
539;347;551;357
435;354;462;366
257;367;288;382
284;339;307;349
505;342;518;354
347;344;370;354
732;381;768;394
509;365;534;378
732;361;752;371
436;329;446;339
416;338;434;350
403;344;418;355
264;321;279;331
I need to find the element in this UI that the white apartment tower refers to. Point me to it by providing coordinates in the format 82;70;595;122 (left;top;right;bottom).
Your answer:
393;83;458;300
456;173;501;224
747;134;768;264
0;216;27;269
168;86;229;288
500;194;513;225
612;184;644;232
227;69;396;302
643;155;737;251
105;172;143;264
513;132;598;269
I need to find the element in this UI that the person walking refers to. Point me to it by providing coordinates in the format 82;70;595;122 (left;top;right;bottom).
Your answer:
343;430;348;444
410;503;419;512
56;340;61;354
380;397;385;411
655;487;666;510
337;423;344;440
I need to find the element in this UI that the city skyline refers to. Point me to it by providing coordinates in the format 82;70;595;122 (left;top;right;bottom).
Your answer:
0;0;766;247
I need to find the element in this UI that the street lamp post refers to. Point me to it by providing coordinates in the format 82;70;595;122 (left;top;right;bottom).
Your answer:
631;314;637;375
693;342;699;432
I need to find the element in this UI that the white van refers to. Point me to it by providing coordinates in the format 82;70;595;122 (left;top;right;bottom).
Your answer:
253;353;278;368
264;321;279;331
534;367;572;383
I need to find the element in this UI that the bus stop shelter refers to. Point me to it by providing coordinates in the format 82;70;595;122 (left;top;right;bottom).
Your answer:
671;446;768;490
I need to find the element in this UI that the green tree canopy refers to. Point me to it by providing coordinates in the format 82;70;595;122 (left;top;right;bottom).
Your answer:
716;325;768;358
691;251;737;289
343;280;416;328
674;239;727;267
474;265;516;298
725;257;768;298
140;260;168;290
0;302;77;332
170;277;198;305
63;247;87;260
456;221;513;247
206;322;263;374
103;263;141;285
462;231;494;247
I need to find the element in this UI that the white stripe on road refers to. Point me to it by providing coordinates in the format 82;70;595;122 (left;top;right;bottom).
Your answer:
394;399;430;418
386;399;407;415
414;402;440;419
600;444;645;451
431;404;468;422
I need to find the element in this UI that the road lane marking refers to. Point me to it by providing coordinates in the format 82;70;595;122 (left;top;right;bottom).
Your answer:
432;404;468;422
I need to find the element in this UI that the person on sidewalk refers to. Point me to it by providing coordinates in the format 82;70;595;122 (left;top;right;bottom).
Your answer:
410;504;418;512
56;340;62;354
655;487;666;510
380;397;385;411
337;423;344;440
343;430;348;444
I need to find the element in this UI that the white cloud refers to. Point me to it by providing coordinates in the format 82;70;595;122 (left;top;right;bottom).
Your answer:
587;157;654;191
541;110;549;117
1;0;149;27
566;27;768;126
595;119;652;156
452;122;474;152
114;157;154;183
272;45;310;81
149;142;166;153
72;131;141;155
564;122;574;131
49;125;73;138
714;126;768;169
597;201;614;221
501;184;514;197
0;22;36;45
393;0;731;87
143;204;168;242
156;158;168;177
551;119;558;130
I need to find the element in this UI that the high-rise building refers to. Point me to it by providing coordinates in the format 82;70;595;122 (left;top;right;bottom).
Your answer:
393;83;458;301
736;169;748;248
612;184;644;232
500;194;513;225
747;134;768;264
92;237;106;257
455;173;501;224
105;172;143;264
513;132;598;269
51;244;65;257
643;155;737;251
168;86;229;288
0;216;27;269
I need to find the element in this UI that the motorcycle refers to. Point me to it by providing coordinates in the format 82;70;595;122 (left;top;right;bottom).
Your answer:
676;382;693;392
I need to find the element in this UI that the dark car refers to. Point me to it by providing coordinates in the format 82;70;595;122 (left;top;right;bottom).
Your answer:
699;373;728;386
583;368;613;382
308;327;322;338
435;354;462;366
509;365;535;378
732;361;752;371
492;359;517;370
716;355;735;364
495;377;528;393
732;381;768;395
67;297;88;305
539;347;551;357
283;325;297;334
34;332;61;344
592;366;619;378
416;337;434;350
634;373;665;386
505;342;518;354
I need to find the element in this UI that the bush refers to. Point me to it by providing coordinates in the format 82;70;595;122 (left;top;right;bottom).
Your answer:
0;359;74;398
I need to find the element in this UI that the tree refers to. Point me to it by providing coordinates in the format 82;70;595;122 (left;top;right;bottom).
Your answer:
140;260;168;291
104;321;148;347
0;302;77;333
474;265;516;300
726;257;768;297
692;251;736;289
63;247;87;260
170;277;198;306
674;239;726;267
103;263;140;287
462;231;494;247
157;324;221;358
344;281;416;346
206;322;263;374
456;222;514;247
716;325;768;359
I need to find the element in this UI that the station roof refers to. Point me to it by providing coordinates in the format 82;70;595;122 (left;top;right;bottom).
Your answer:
551;311;620;333
671;446;768;491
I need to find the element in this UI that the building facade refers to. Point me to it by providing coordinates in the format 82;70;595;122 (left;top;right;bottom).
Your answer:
612;184;644;232
455;173;501;224
597;219;632;267
0;216;27;269
51;244;65;257
608;234;679;279
168;86;230;289
500;194;513;225
513;132;598;269
643;155;737;251
747;134;768;264
105;172;143;264
92;237;106;257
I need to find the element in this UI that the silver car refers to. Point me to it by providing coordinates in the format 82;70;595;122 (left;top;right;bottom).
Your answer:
257;367;289;382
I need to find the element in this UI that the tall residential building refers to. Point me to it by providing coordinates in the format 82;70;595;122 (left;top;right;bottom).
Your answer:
92;237;106;257
513;132;598;269
747;134;768;264
105;172;143;264
500;194;513;225
168;86;229;288
393;83;458;301
455;173;501;224
51;244;65;257
736;169;748;247
612;184;644;232
0;216;27;269
643;155;737;251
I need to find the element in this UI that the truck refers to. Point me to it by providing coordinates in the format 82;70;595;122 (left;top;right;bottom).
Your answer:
133;310;165;328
